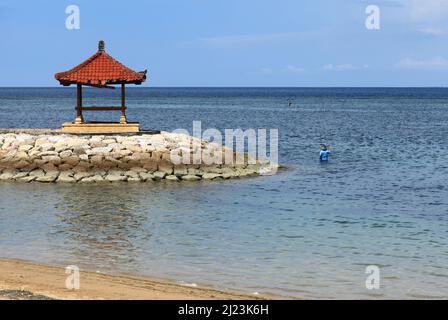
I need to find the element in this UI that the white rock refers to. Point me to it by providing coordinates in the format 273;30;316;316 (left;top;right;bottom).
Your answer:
106;174;128;182
73;172;87;181
57;172;76;183
88;147;113;155
60;150;73;158
12;172;29;180
81;175;105;183
165;175;179;181
40;143;55;152
202;173;222;180
0;171;15;180
29;169;45;177
18;145;33;152
139;172;154;181
181;175;201;181
36;172;59;183
19;176;36;183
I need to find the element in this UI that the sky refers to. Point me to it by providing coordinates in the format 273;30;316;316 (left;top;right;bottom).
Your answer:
1;0;448;87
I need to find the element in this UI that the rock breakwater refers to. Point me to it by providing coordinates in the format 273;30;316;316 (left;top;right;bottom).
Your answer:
0;131;276;183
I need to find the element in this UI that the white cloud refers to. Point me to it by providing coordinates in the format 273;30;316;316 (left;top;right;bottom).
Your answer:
258;65;305;74
283;65;305;73
405;0;448;22
418;27;446;36
259;67;273;74
373;0;448;27
395;57;448;70
323;64;356;71
373;0;448;20
196;31;314;48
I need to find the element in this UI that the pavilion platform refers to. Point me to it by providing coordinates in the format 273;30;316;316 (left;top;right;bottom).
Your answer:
61;122;140;134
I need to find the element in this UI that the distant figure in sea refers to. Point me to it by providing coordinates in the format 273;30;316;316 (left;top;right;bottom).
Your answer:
319;145;331;162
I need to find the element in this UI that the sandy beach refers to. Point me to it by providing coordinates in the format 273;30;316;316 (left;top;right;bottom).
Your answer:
0;259;263;300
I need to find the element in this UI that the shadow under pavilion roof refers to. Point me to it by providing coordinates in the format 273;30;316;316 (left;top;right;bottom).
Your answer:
55;41;147;87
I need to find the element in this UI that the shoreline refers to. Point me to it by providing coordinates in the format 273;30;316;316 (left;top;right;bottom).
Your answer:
0;258;268;300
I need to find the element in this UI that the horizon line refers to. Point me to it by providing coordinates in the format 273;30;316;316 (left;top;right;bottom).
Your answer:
0;86;447;89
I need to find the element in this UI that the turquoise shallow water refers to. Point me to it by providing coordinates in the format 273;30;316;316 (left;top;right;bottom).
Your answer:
0;88;447;299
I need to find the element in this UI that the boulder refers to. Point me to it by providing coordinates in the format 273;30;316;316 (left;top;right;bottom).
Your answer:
153;171;166;180
42;155;62;165
181;175;202;181
127;145;142;153
89;147;113;155
40;143;55;152
74;171;94;181
106;174;128;182
34;139;49;146
13;160;30;169
81;175;105;183
90;141;107;148
12;172;30;180
142;161;158;172
73;146;87;155
158;159;173;174
139;172;154;181
173;164;188;176
102;139;116;144
38;151;59;157
202;173;222;180
18;145;33;152
19;176;36;183
29;169;45;177
90;155;104;165
59;150;73;158
0;170;15;180
57;172;76;183
125;171;140;179
62;155;80;166
129;167;147;173
36;172;59;183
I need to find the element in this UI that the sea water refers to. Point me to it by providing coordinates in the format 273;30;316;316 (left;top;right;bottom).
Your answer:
0;87;447;299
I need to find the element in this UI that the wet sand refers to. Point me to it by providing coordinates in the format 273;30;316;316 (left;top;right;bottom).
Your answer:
0;259;264;300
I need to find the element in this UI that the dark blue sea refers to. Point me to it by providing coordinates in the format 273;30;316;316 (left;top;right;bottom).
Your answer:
0;87;447;299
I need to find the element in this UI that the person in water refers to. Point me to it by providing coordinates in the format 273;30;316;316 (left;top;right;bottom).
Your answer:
319;145;330;161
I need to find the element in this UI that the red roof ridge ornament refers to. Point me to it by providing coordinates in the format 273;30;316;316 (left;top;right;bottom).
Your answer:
98;40;105;53
55;40;147;87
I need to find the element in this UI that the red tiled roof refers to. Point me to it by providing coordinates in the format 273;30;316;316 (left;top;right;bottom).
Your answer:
55;41;147;86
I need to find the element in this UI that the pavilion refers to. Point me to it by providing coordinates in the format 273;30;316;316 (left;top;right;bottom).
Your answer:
55;40;147;133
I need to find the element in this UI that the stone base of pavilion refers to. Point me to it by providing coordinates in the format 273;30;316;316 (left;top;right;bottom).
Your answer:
61;122;140;134
0;131;279;183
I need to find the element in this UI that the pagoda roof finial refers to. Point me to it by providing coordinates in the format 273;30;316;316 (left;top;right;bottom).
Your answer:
98;40;105;52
